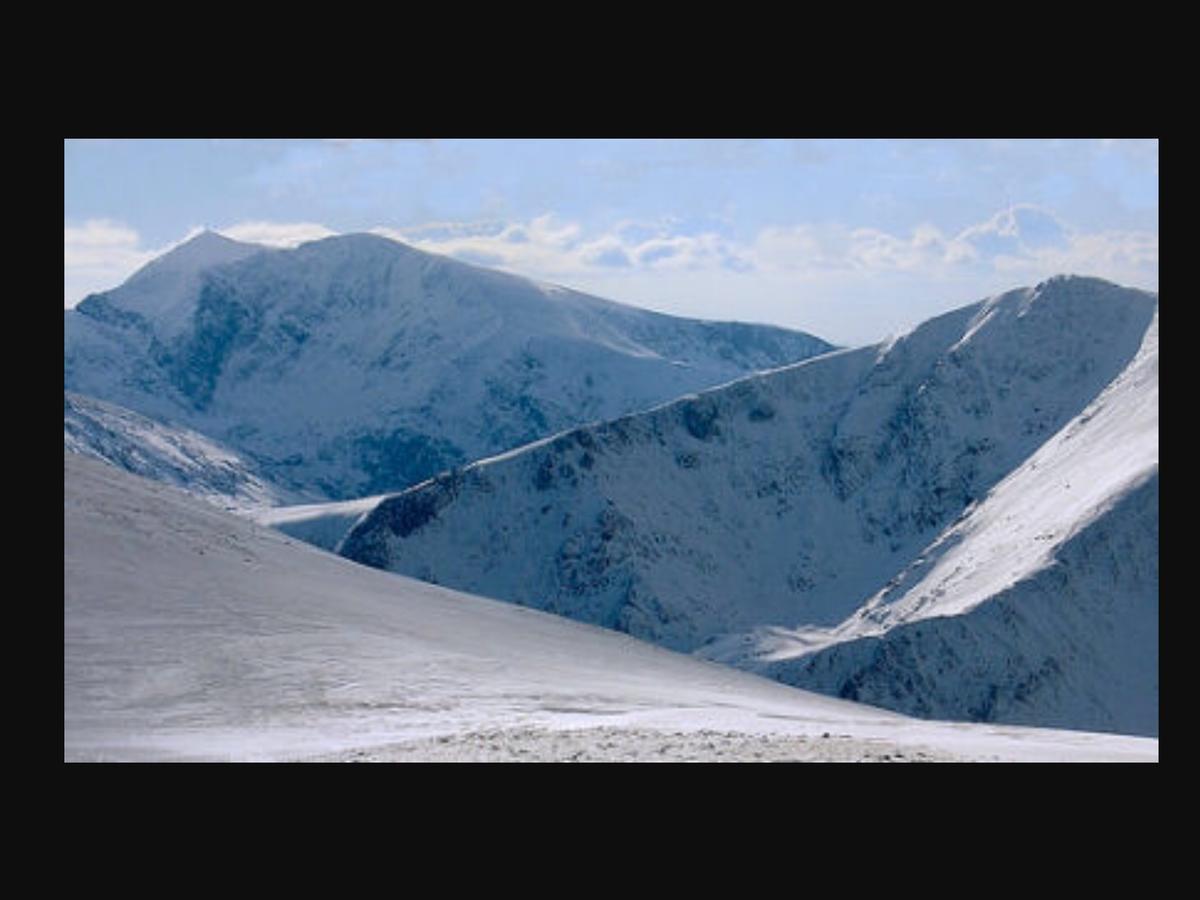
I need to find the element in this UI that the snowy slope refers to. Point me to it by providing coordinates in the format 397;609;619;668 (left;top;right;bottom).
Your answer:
64;390;309;511
64;232;834;501
64;232;271;420
341;277;1155;638
63;452;1156;761
718;310;1159;735
86;230;269;337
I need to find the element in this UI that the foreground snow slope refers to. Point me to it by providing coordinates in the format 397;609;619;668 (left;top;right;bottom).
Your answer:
63;453;1155;761
65;231;833;501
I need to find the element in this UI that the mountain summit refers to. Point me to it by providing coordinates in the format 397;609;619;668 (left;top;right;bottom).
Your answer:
74;230;268;338
65;233;835;499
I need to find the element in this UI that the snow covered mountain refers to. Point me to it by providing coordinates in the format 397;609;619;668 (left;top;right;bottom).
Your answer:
80;229;269;338
64;231;834;501
63;451;1157;761
64;391;311;511
339;276;1158;735
704;309;1159;736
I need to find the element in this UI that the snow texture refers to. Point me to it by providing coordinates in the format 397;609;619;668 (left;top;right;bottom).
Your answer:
340;276;1158;736
64;390;309;512
737;310;1159;735
63;453;1156;762
65;231;834;502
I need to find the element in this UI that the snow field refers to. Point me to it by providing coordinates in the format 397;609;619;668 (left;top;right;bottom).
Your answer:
64;453;1156;761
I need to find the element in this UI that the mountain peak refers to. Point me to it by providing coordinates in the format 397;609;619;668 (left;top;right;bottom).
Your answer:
151;229;263;267
72;229;269;337
184;227;238;246
122;229;266;287
1016;275;1158;322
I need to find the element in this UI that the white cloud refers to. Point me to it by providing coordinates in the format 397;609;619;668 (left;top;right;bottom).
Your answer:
376;214;588;277
64;219;159;307
580;235;632;268
751;224;835;269
750;223;954;272
957;205;1067;253
377;214;754;283
991;229;1158;281
64;219;149;267
741;206;1156;292
363;210;1157;336
952;204;1157;289
66;209;1156;346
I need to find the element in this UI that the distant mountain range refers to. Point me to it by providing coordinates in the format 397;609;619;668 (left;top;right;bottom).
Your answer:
65;231;834;500
62;231;1158;739
338;276;1159;736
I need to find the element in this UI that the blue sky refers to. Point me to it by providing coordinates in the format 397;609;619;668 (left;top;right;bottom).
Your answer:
64;138;1158;346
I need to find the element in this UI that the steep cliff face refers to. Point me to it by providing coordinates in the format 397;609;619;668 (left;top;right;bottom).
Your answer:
770;474;1158;737
729;309;1160;736
65;232;834;501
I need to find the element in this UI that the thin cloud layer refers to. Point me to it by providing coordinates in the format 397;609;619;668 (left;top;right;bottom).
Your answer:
384;205;1157;290
64;220;158;307
65;207;1158;345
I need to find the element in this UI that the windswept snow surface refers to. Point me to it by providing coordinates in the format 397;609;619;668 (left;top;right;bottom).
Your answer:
63;453;1155;761
65;231;834;502
339;276;1158;736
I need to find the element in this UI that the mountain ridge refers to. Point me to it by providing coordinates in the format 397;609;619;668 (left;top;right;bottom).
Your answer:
718;307;1160;735
337;275;1158;733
